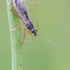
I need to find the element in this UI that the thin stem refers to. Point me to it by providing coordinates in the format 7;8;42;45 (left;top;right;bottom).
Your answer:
7;0;23;70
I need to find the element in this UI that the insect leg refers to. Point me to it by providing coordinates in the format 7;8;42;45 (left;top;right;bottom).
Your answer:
19;28;34;46
10;23;22;32
26;28;34;40
10;9;21;18
18;27;26;46
6;1;21;18
22;28;34;42
10;9;22;32
24;0;38;13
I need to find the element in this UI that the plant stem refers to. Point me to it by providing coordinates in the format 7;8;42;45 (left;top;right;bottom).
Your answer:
7;0;23;70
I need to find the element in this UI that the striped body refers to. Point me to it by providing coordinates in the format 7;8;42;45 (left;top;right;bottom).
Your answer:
12;0;37;36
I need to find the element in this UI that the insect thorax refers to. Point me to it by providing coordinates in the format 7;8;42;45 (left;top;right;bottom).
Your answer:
25;21;37;36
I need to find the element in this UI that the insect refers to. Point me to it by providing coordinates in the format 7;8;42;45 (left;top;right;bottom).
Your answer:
11;0;38;44
8;0;60;52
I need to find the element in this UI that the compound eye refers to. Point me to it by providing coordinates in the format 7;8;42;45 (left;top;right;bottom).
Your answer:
32;30;34;33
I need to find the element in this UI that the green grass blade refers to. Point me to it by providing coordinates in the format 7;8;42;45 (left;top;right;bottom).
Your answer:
7;0;23;70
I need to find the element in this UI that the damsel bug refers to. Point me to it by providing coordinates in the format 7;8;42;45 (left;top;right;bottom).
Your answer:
7;0;60;52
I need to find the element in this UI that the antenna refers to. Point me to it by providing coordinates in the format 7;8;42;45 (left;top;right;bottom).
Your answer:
36;17;38;31
36;17;60;53
37;33;60;53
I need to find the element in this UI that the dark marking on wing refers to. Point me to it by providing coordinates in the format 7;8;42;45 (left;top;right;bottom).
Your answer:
26;21;33;30
24;11;29;20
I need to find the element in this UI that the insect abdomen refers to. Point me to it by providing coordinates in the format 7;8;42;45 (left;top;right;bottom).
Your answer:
13;0;30;25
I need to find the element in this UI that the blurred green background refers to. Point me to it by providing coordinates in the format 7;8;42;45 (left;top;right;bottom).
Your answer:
0;0;70;70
